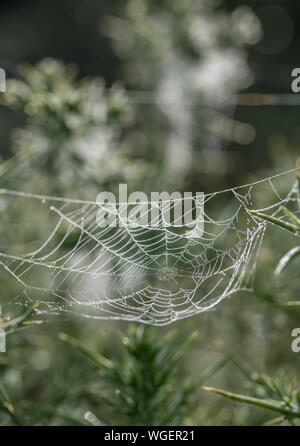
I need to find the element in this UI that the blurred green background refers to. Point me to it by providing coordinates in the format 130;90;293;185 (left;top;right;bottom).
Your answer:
0;0;300;426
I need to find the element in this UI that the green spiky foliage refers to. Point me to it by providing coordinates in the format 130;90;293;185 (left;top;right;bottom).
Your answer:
1;58;133;194
59;326;230;426
204;356;300;426
246;161;300;283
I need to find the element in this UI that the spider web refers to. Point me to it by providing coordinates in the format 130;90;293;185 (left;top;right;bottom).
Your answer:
0;168;298;325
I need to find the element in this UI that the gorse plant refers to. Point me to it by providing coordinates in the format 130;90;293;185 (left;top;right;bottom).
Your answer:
59;326;230;426
202;162;300;426
0;302;43;337
246;160;300;277
0;320;229;426
203;356;300;426
1;58;132;194
0;303;43;425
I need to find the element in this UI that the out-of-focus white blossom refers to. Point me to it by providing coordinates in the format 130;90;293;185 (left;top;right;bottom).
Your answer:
106;0;261;180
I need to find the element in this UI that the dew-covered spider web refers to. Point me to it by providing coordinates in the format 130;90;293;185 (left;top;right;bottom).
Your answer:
0;168;298;325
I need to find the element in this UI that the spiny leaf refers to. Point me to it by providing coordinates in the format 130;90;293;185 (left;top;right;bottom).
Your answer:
194;352;233;388
58;333;114;371
274;246;300;275
263;416;285;426
202;386;300;418
5;320;44;336
281;206;300;228
156;331;198;385
2;302;40;330
245;208;299;234
0;379;21;425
